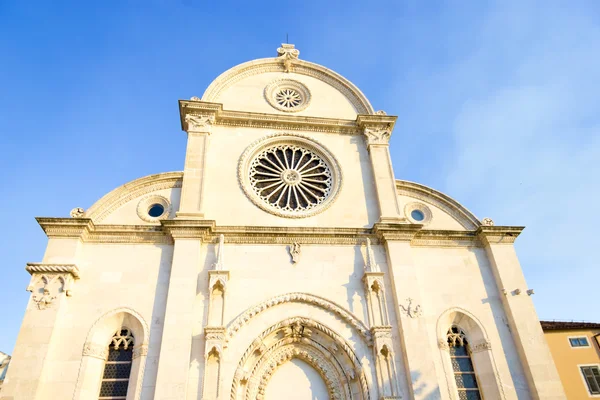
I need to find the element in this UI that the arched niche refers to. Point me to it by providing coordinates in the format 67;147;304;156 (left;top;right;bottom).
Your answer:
73;307;149;400
230;317;372;400
436;307;506;399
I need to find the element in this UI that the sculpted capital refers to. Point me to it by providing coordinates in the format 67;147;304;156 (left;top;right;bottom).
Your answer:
185;114;215;133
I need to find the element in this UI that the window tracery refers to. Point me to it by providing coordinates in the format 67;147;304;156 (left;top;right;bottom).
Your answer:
99;329;134;400
447;326;482;400
249;144;332;212
239;134;342;218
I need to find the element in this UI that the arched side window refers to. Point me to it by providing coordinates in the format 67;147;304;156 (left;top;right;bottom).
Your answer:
447;326;482;400
99;328;134;400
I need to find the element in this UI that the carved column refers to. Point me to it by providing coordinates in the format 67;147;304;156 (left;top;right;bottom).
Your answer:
362;238;401;399
203;234;230;400
478;226;566;399
154;220;214;399
374;223;442;400
1;218;88;399
357;115;404;223
177;112;216;219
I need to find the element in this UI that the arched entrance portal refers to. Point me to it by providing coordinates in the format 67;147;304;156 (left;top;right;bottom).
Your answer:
265;358;329;400
231;317;370;400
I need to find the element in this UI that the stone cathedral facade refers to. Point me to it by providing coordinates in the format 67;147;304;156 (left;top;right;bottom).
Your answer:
2;45;566;400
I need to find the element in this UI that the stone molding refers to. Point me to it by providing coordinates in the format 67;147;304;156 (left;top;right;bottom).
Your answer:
470;340;492;353
34;218;502;247
200;49;374;114
84;172;183;222
204;326;227;341
226;292;372;344
477;226;524;246
231;317;369;400
395;180;481;230
237;132;343;218
25;263;80;279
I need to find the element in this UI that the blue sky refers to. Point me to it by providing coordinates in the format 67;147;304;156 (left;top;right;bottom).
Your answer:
1;1;598;353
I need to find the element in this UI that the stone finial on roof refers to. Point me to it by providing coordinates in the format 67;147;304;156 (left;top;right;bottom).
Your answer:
277;43;300;59
277;44;299;73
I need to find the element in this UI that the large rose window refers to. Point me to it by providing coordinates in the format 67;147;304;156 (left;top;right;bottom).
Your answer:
239;134;342;218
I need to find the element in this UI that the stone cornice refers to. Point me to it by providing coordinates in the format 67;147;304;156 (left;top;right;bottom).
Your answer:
160;219;216;239
180;100;373;135
372;222;422;242
36;217;94;239
209;226;375;245
25;263;80;279
477;226;524;245
35;218;519;247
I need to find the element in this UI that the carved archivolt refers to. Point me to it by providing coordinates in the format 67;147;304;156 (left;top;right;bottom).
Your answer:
226;292;371;343
231;317;371;400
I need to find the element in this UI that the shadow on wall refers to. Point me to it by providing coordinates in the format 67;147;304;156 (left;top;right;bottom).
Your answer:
342;244;369;324
140;244;176;398
470;247;530;396
412;370;442;400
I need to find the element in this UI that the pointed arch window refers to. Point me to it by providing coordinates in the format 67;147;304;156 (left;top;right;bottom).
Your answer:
447;326;482;400
99;329;134;399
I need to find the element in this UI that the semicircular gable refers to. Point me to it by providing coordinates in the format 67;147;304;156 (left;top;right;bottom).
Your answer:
201;55;375;118
84;172;183;223
396;180;481;230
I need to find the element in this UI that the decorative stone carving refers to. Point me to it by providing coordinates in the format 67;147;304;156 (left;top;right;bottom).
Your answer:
205;326;227;341
482;217;494;226
213;234;225;270
289;242;301;264
404;202;433;225
185;113;215;133
226;292;371;343
363;238;380;273
371;326;393;339
70;207;85;218
438;338;450;351
471;340;492;353
399;297;423;318
231;317;369;400
132;344;149;359
527;289;535;296
136;194;172;223
190;96;200;101
283;320;312;342
82;341;108;360
276;43;300;73
363;126;392;146
375;110;387;115
264;79;311;112
32;288;56;310
238;133;343;218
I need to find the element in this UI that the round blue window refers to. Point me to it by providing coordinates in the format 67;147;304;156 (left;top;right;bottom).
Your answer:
148;204;165;218
411;209;425;221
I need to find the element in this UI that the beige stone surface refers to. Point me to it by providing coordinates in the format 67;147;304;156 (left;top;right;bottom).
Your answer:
2;44;566;400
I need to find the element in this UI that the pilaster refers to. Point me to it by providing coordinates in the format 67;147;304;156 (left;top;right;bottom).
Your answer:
177;109;217;219
1;220;85;399
478;226;566;399
361;238;401;399
153;220;213;399
373;222;442;400
357;114;404;223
